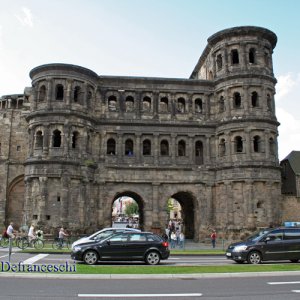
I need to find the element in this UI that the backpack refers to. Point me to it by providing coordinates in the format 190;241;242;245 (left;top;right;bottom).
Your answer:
2;229;8;238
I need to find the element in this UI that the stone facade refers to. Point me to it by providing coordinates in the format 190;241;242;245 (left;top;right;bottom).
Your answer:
0;26;283;240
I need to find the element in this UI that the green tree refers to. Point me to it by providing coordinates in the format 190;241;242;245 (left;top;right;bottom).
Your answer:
125;202;139;217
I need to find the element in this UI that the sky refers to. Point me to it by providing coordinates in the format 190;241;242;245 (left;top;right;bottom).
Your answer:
0;0;299;160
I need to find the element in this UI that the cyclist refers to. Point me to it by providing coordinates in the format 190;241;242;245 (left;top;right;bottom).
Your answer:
6;222;17;239
28;224;36;243
58;227;69;248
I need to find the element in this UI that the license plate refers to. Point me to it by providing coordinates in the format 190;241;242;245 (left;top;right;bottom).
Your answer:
226;252;232;257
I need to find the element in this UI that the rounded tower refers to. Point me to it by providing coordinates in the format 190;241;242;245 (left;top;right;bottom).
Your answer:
24;64;99;231
192;26;281;233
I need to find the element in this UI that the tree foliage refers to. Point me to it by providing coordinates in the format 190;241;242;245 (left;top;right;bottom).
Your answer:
125;201;139;217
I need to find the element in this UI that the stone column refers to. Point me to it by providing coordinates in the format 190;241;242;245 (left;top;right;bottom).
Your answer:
151;183;160;226
243;85;249;113
264;130;270;159
38;177;48;225
225;88;231;118
43;125;49;157
136;133;141;163
61;176;70;226
171;134;176;165
117;133;122;163
66;79;72;108
188;135;194;164
46;78;53;109
225;181;233;227
154;133;159;165
245;128;251;160
245;180;255;228
204;94;209;119
205;135;211;164
153;91;159;119
28;126;34;157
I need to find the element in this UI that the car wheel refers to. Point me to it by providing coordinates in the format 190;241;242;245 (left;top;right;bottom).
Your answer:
145;251;160;265
247;251;262;264
234;260;244;264
83;250;99;265
290;259;299;263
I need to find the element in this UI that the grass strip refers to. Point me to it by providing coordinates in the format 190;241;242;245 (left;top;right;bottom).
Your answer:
75;264;300;274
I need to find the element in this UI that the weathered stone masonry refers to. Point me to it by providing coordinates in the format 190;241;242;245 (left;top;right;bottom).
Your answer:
0;26;283;240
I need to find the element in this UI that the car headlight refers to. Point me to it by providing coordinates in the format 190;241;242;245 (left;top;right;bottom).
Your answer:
234;245;247;252
73;245;82;252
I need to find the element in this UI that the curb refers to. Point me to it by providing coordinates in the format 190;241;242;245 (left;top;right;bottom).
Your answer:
1;271;300;280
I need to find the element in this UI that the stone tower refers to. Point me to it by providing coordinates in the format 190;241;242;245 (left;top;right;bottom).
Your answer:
0;26;282;240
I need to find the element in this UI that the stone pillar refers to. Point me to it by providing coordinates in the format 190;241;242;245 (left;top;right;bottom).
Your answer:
245;180;255;228
205;135;211;164
38;177;48;225
205;184;213;226
46;78;53;109
245;128;251;160
62;125;69;157
264;130;270;159
243;85;249;114
66;79;72;108
154;133;159;165
43;125;49;157
61;176;70;226
188;135;194;164
23;178;32;226
136;133;141;163
225;88;231;118
153;92;159;119
117;134;122;163
171;134;176;165
204;94;209;119
28;127;34;157
225;181;233;227
151;183;159;226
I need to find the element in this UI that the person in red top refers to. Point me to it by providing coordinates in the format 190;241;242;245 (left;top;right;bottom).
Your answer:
211;230;217;248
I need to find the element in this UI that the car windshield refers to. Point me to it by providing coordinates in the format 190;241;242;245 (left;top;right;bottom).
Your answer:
246;229;271;242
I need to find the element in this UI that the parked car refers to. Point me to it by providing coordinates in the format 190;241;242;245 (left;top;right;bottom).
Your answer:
71;227;140;248
71;231;170;265
226;227;300;264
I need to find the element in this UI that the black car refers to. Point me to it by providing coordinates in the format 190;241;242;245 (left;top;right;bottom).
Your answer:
226;227;300;264
71;231;170;265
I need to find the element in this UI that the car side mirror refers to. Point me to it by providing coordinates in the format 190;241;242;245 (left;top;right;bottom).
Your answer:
106;240;111;245
264;236;271;242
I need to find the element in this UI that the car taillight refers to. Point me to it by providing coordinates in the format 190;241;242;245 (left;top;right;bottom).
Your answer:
162;241;169;248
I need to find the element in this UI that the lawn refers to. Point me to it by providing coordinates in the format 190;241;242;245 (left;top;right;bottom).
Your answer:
75;264;300;274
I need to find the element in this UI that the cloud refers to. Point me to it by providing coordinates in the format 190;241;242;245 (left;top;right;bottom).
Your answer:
276;73;300;101
277;107;300;160
15;7;33;28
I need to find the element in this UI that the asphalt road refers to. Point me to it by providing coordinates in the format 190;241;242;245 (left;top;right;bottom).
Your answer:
0;275;300;299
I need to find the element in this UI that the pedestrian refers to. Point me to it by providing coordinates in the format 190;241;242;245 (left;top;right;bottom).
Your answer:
179;232;185;249
170;231;177;248
211;230;217;248
6;222;16;239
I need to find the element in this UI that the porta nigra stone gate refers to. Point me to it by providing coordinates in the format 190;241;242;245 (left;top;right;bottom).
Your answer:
0;26;282;241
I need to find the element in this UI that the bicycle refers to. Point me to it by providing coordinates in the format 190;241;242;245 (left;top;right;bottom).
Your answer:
0;235;24;248
52;237;71;250
17;236;45;250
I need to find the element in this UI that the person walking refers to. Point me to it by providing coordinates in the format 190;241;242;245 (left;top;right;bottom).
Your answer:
170;231;177;249
211;230;217;248
179;232;185;249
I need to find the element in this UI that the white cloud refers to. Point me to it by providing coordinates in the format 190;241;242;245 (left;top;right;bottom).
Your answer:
15;7;33;28
277;107;300;160
276;73;300;101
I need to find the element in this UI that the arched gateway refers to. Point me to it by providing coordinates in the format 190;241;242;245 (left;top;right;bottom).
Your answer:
0;26;282;241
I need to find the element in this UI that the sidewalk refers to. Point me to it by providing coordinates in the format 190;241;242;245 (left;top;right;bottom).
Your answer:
171;239;225;251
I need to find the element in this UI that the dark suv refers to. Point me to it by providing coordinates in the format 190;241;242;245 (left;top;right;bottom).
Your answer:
71;231;170;265
226;227;300;264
